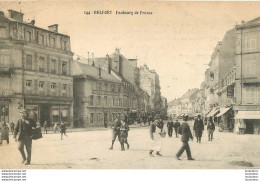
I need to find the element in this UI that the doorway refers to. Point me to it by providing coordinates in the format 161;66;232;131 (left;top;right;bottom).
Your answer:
245;120;254;134
40;104;50;126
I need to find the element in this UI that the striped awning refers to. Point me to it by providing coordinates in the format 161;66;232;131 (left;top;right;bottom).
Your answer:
216;107;232;117
206;108;219;117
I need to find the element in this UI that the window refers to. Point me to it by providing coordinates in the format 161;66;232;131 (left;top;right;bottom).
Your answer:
39;57;45;72
0;54;9;68
90;95;94;106
118;85;121;92
111;84;115;92
96;82;102;90
51;83;56;91
51;59;56;74
244;59;256;77
63;41;67;51
104;96;108;106
244;86;256;104
245;36;256;52
97;96;101;106
113;98;117;107
26;80;32;88
41;35;45;45
26;55;32;70
25;31;32;42
39;81;44;89
90;113;94;123
257;85;260;103
62;61;67;75
97;113;101;122
118;98;122;107
50;38;56;48
62;84;67;91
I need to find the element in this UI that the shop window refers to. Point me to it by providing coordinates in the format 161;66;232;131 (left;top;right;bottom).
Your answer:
61;109;68;122
90;113;94;123
52;109;59;122
26;55;32;70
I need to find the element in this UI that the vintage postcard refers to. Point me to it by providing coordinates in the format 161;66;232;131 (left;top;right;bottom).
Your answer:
0;1;259;176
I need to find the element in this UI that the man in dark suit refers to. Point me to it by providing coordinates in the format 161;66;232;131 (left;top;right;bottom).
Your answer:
167;118;174;137
173;119;181;138
193;114;204;143
176;115;195;160
14;109;36;165
109;117;122;150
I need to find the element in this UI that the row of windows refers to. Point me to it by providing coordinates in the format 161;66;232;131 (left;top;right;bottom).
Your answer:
24;29;69;51
26;54;68;75
25;80;67;92
89;95;123;107
96;82;121;92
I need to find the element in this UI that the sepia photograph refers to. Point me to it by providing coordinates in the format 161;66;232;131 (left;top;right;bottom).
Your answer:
0;0;259;175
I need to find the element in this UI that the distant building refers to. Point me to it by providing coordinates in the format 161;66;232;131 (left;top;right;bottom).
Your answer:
0;10;74;126
73;61;124;127
168;98;181;118
179;88;200;117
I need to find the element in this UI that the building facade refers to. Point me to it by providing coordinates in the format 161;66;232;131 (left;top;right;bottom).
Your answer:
73;62;124;127
0;10;73;126
233;18;260;134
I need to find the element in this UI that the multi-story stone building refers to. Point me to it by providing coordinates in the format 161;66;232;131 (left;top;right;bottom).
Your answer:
139;64;162;113
168;98;181;118
73;61;124;127
233;18;260;134
179;88;199;116
0;10;73;126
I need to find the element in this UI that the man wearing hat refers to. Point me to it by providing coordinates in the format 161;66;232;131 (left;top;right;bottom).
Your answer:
14;109;36;165
193;114;204;143
176;114;195;160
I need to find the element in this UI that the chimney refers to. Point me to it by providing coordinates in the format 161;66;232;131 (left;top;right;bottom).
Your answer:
28;20;35;26
48;24;58;33
8;9;24;22
98;66;101;78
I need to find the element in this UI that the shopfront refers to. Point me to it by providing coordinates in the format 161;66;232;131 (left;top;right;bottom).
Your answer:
25;98;72;126
0;99;10;123
234;111;260;134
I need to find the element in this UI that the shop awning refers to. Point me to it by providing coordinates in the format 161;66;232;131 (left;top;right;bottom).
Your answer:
206;108;219;117
216;107;232;117
234;111;260;119
203;109;212;116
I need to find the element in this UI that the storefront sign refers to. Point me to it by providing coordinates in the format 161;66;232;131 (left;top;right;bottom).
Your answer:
227;85;234;98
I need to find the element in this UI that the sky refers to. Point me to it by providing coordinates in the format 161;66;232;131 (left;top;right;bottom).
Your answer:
1;1;260;102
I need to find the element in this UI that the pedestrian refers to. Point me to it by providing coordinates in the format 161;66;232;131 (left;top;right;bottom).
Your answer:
1;121;9;144
10;122;15;135
109;117;122;150
193;114;204;143
207;119;215;141
173;119;181;138
53;123;58;133
13;109;36;165
60;121;68;140
36;121;41;128
167;118;174;137
176;115;194;160
149;115;164;157
43;121;48;134
120;119;130;151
